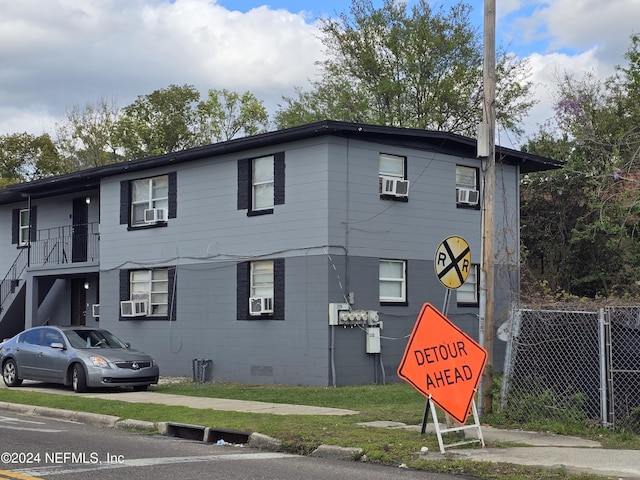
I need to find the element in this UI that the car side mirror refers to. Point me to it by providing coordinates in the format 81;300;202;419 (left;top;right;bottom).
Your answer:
50;342;66;350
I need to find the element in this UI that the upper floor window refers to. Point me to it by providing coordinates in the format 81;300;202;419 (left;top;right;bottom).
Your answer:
379;259;407;304
457;263;479;306
120;172;176;228
237;152;285;216
252;156;274;211
12;206;36;247
456;165;480;208
19;209;30;245
132;175;168;225
379;153;409;199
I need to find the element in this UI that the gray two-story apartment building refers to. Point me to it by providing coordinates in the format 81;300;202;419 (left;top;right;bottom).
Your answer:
0;120;560;386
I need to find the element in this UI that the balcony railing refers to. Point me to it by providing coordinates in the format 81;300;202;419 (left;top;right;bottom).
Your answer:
29;222;100;266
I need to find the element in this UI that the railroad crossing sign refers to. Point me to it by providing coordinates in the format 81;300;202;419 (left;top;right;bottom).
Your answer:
397;302;487;424
434;236;471;289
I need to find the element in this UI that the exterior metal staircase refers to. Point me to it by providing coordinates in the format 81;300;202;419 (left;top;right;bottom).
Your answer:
0;248;28;318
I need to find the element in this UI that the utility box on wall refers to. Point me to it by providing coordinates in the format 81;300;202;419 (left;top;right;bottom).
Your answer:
366;327;381;354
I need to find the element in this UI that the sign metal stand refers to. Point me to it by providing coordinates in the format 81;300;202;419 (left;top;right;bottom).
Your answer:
424;394;485;454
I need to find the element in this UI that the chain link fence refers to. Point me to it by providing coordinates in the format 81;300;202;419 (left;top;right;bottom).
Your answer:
606;306;640;431
500;305;640;431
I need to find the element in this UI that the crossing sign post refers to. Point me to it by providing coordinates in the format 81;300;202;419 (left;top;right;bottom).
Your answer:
397;303;487;425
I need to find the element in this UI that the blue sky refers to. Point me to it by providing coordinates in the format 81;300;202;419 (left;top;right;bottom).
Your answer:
216;0;349;18
1;0;638;144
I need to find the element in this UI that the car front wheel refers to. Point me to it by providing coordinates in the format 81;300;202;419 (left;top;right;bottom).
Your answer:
2;359;23;387
71;364;88;393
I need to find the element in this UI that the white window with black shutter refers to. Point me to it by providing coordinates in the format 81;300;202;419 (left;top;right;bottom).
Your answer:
237;152;285;216
120;172;177;228
119;267;176;320
237;258;284;320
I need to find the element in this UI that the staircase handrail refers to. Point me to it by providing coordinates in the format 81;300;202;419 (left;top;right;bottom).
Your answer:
0;248;29;311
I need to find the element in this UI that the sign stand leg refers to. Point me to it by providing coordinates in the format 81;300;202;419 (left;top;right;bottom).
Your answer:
423;393;485;454
420;398;430;434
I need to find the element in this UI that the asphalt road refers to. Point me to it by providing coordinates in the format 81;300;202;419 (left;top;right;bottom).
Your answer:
0;409;471;480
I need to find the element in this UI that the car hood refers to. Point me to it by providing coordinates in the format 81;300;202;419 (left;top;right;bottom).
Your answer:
79;348;154;363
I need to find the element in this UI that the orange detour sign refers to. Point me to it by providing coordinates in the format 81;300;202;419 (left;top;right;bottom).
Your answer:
397;303;487;424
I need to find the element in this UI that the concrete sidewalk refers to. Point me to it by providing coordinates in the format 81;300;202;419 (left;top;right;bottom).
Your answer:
6;382;358;416
83;390;359;416
3;382;640;479
360;420;640;479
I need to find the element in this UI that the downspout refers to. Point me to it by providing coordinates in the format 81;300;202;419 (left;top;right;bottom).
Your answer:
27;194;32;267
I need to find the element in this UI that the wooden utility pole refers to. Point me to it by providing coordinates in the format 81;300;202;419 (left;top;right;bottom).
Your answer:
479;0;496;416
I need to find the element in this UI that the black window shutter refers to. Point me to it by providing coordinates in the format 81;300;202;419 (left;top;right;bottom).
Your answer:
273;258;285;319
167;267;177;321
236;262;249;320
119;270;130;302
274;152;285;205
120;180;131;225
168;172;177;218
237;159;250;210
11;209;18;244
29;205;37;242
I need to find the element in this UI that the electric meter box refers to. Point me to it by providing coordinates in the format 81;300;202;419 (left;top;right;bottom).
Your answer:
366;327;381;353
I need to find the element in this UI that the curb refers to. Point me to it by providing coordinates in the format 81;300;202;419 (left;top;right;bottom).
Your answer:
311;444;363;461
0;401;282;448
1;401;155;431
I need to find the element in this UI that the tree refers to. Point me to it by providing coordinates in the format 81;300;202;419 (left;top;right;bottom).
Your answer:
521;34;640;299
0;133;67;187
275;0;535;137
55;98;122;170
115;84;201;160
198;89;269;143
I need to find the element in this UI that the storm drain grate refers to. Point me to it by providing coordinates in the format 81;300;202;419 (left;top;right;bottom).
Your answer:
164;422;250;444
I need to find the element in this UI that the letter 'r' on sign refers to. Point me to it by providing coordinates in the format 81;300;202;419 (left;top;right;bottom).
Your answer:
397;303;487;424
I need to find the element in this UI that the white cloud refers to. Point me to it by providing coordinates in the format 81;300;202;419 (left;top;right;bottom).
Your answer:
523;49;610;131
503;0;639;61
0;0;324;135
495;0;639;145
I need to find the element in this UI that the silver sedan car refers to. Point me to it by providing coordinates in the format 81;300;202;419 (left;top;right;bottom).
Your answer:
0;326;159;392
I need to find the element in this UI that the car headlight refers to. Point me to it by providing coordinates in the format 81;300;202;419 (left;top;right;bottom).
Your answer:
89;356;112;368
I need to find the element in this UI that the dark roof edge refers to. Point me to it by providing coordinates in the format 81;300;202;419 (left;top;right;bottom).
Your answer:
0;120;561;203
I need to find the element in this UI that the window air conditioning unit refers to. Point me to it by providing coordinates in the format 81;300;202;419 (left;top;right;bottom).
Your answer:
144;208;168;224
91;304;100;318
249;297;274;315
120;300;148;317
380;176;409;197
456;187;480;206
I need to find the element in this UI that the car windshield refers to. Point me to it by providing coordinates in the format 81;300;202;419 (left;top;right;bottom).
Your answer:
64;329;128;349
